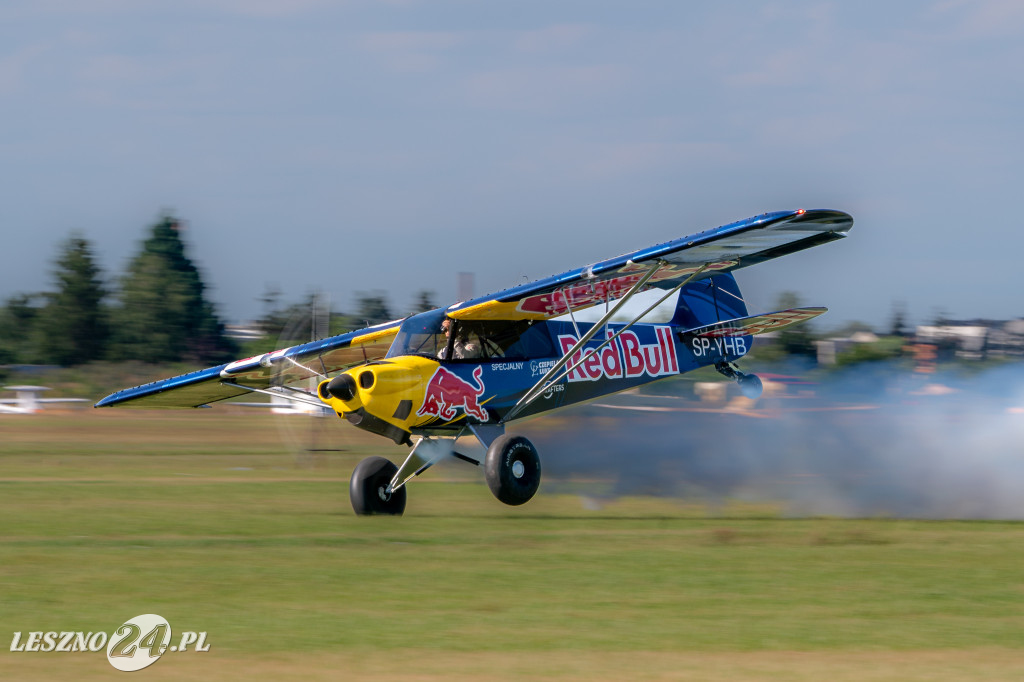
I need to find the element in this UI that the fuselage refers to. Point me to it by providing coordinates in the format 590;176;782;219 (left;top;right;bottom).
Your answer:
317;311;751;444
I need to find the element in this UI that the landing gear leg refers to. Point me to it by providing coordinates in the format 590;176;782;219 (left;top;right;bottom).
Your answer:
715;361;763;399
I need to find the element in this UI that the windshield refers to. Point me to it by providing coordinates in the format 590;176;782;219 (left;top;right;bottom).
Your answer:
386;311;556;362
386;309;448;359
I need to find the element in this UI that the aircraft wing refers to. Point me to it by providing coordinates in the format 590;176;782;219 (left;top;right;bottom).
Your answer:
448;209;852;321
94;321;402;408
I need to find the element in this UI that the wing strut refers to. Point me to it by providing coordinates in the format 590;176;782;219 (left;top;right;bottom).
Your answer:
502;259;699;423
219;381;325;409
557;264;708;383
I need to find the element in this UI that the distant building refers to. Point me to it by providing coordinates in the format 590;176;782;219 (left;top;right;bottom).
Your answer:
814;331;878;365
914;319;1024;359
915;325;988;359
986;319;1024;357
457;272;475;302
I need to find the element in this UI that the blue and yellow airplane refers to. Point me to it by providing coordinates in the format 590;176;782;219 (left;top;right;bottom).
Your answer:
97;209;853;515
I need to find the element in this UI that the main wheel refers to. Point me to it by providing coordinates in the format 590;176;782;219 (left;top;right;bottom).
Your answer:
484;435;541;506
350;456;406;516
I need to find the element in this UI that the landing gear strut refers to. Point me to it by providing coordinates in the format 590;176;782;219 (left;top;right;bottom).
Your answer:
348;429;543;515
715;361;763;399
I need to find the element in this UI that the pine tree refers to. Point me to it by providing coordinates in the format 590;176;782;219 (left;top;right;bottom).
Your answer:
355;291;393;326
409;290;437;316
36;235;108;366
888;302;908;337
0;294;44;365
775;291;817;357
111;214;236;363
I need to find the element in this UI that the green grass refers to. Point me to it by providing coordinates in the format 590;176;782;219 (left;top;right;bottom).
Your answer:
1;410;1022;679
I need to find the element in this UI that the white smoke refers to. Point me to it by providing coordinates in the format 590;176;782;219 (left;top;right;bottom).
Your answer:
521;362;1024;519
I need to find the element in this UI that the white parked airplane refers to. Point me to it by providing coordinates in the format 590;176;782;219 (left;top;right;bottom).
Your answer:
0;385;89;414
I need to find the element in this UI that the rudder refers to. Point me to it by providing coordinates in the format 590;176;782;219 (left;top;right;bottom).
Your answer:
670;273;748;328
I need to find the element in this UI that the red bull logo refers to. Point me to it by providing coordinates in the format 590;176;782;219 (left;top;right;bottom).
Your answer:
557;327;679;382
417;366;489;422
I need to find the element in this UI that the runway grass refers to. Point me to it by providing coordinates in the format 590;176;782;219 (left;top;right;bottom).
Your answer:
1;410;1022;680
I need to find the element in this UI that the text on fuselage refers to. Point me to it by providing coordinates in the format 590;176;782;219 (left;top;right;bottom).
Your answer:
557;327;678;382
690;335;748;358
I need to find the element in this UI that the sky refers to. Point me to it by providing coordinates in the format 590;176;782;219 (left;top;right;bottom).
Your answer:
2;0;1023;330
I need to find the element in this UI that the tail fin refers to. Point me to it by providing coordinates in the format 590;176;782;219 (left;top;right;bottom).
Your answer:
670;273;748;328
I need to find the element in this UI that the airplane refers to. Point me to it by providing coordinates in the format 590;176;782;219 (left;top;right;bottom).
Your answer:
96;208;854;515
1;385;89;414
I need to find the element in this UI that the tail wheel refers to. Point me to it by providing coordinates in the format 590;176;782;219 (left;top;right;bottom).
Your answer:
737;373;763;399
484;435;541;506
350;456;406;516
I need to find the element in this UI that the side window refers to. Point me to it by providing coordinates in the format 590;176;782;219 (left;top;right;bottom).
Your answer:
444;320;555;362
450;321;554;361
500;322;555;359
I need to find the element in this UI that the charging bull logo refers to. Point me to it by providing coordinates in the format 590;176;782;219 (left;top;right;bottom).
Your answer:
417;366;489;422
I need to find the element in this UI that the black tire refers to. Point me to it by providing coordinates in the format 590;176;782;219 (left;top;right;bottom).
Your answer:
350;456;406;516
484;435;541;506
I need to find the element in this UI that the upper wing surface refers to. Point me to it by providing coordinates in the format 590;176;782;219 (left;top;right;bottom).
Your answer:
448;209;852;321
94;321;401;408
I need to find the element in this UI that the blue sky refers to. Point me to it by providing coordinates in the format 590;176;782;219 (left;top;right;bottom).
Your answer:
2;1;1022;329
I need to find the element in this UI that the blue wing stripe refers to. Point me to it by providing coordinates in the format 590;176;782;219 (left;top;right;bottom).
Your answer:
453;209;849;311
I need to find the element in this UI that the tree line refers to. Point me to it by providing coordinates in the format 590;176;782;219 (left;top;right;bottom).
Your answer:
0;214;436;368
2;211;912;373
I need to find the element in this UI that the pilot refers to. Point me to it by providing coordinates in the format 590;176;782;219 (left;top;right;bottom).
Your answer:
439;318;484;360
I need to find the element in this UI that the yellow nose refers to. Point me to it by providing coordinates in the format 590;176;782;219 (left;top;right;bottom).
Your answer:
317;360;433;424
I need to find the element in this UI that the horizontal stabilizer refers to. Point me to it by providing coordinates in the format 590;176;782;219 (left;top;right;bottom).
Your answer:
680;307;827;338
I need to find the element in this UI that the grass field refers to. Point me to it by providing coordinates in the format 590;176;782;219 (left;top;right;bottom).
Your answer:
1;409;1023;680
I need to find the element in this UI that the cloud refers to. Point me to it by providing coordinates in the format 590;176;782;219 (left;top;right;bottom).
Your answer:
514;24;594;54
463;64;629;112
580;141;738;179
356;30;464;73
358;30;463;53
930;0;1024;38
0;43;48;95
23;0;341;18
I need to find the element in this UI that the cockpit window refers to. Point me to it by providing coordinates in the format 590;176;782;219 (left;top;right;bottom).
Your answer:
445;320;554;362
386;312;556;362
386;309;448;359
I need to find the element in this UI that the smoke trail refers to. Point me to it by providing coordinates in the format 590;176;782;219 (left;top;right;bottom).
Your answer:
520;362;1024;519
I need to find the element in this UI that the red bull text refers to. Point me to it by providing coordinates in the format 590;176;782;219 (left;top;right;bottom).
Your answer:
557;327;679;382
516;262;733;316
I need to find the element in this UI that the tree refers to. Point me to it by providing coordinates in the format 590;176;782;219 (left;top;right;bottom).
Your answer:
355;291;393;326
888;302;908;337
409;290;437;316
774;291;817;357
35;234;108;366
0;294;44;365
111;214;236;363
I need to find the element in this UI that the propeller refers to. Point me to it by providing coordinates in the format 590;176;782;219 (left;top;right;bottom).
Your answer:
269;291;346;466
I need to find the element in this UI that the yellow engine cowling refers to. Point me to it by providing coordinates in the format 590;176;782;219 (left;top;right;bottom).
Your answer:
317;356;442;443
